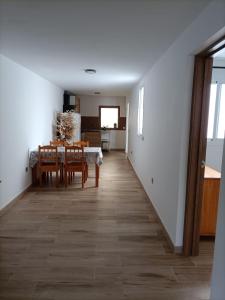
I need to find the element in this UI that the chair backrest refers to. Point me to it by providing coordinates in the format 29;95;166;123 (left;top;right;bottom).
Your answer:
73;140;90;147
50;140;64;146
38;145;58;166
65;145;85;165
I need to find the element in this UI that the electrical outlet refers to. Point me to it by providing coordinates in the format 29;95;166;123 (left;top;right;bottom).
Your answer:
25;167;28;172
151;177;154;184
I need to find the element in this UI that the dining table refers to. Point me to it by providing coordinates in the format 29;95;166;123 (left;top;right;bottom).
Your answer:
29;147;103;187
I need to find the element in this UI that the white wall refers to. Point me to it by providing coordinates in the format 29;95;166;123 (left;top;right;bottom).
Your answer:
128;0;225;247
0;55;63;209
206;64;225;172
210;142;225;300
80;95;126;149
80;95;126;117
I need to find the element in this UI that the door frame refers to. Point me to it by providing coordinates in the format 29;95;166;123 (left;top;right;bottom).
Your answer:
125;102;130;154
183;35;225;256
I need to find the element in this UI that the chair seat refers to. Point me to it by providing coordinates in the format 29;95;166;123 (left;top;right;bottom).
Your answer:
67;161;84;165
41;161;57;165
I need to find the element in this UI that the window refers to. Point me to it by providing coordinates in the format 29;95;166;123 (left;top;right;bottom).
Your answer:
207;84;217;139
137;86;144;136
217;84;225;139
99;106;119;129
207;83;225;140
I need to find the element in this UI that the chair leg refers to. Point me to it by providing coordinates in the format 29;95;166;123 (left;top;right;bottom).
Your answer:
85;168;87;182
40;171;42;187
56;170;58;187
85;163;88;182
43;172;47;184
65;170;67;187
59;164;63;182
82;170;84;189
60;165;62;182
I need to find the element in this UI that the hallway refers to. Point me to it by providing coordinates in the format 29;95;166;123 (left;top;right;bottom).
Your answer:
0;152;213;300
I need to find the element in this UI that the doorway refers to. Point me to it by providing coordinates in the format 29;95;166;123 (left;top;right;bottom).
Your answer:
183;36;225;256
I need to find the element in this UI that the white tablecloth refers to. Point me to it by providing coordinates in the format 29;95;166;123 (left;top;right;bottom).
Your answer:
29;147;103;168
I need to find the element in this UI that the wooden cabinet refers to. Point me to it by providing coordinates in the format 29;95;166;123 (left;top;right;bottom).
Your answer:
63;93;80;113
75;96;80;113
83;131;101;147
200;166;221;236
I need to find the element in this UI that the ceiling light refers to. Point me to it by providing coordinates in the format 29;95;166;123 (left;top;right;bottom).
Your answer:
85;69;96;74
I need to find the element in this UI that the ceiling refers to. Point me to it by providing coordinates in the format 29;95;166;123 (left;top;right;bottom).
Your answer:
0;0;211;96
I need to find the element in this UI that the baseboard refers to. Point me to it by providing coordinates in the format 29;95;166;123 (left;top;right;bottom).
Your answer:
108;148;125;151
174;246;183;254
127;157;183;255
0;184;32;216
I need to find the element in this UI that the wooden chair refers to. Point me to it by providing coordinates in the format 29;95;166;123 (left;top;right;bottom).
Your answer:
38;145;60;187
50;140;64;181
50;140;64;146
64;146;87;188
73;141;89;177
73;140;90;147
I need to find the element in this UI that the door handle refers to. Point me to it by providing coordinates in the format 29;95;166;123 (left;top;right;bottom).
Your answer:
201;160;206;168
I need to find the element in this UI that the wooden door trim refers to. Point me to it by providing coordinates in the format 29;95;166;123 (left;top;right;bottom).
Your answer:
193;57;213;255
183;56;213;256
183;35;225;256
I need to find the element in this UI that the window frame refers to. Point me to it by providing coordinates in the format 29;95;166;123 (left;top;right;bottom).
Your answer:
99;105;120;130
216;83;225;139
137;86;144;136
207;82;225;141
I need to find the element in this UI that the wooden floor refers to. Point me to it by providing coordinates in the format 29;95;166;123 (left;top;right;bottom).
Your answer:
0;151;214;300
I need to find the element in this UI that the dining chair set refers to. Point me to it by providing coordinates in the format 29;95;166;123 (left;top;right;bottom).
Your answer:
38;140;89;188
